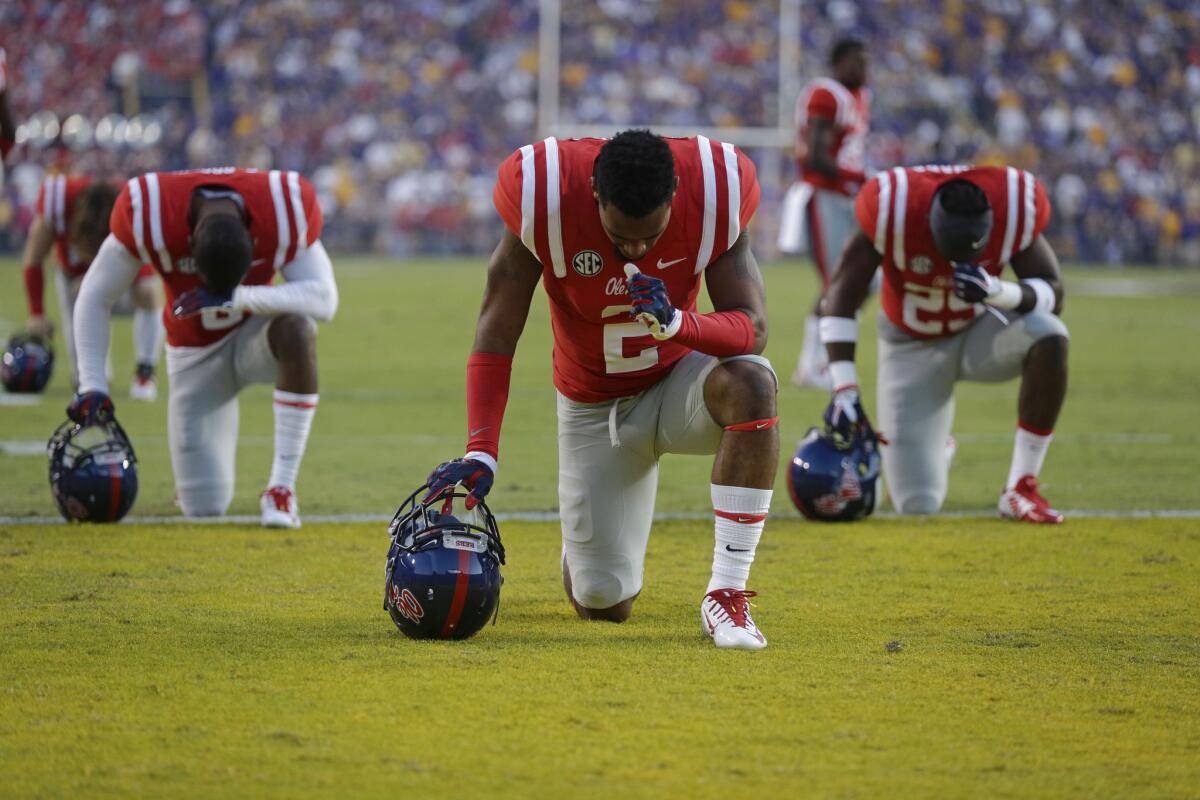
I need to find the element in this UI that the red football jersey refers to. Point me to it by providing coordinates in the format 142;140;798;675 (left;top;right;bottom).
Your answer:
855;165;1052;340
493;136;760;403
795;78;870;193
36;174;97;278
110;168;322;347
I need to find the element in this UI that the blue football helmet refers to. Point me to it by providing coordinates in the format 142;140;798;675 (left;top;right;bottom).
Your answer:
2;334;54;393
787;426;881;522
384;485;505;640
47;418;139;523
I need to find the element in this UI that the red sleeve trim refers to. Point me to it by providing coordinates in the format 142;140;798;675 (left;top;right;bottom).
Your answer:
672;309;756;357
466;352;514;459
806;88;838;121
23;264;45;316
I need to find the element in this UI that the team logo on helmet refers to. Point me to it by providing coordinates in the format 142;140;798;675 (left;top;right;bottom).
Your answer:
572;250;604;277
909;255;933;275
389;585;425;623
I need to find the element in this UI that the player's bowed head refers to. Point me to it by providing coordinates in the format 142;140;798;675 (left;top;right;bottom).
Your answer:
591;129;680;262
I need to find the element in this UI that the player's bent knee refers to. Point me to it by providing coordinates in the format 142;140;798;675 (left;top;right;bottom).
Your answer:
1025;311;1069;343
570;569;635;615
892;491;943;516
268;314;317;360
705;360;777;423
178;495;231;518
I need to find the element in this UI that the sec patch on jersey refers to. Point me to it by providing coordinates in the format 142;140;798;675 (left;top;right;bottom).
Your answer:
572;249;604;276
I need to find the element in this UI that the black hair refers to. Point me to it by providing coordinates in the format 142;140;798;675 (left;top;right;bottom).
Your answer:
68;182;119;255
830;38;865;67
193;214;253;298
593;130;676;219
930;179;993;259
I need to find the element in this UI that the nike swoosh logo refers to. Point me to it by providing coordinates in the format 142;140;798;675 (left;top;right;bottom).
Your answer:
469;427;490;437
656;257;686;270
755;422;769;430
725;545;751;552
970;237;987;250
251;258;267;266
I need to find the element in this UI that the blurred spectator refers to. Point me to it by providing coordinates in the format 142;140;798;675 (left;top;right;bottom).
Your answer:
1;0;1198;265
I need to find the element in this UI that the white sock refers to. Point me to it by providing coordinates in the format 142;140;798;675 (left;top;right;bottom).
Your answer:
708;484;772;593
796;314;822;374
1006;424;1053;490
133;306;164;368
269;390;319;490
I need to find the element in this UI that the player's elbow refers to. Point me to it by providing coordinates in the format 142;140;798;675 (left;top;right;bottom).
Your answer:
311;282;339;322
746;310;768;355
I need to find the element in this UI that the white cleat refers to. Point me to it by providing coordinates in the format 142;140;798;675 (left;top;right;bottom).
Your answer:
260;485;301;529
998;475;1064;525
701;588;767;650
129;374;158;402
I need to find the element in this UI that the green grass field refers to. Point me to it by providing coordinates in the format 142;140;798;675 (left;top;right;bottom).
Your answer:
1;255;1199;797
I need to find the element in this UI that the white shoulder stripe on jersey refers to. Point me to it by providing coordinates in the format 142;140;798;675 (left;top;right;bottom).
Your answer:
145;173;171;271
268;170;290;269
695;136;717;273
287;171;308;254
518;144;537;260
999;167;1019;265
41;178;55;233
127;178;151;264
542;137;566;278
1019;170;1036;252
721;142;741;251
54;175;66;236
891;167;908;270
874;170;892;254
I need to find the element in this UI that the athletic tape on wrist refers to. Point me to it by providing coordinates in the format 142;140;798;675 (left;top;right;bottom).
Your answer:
819;316;858;344
1021;278;1056;314
828;360;858;390
464;450;498;478
985;279;1023;311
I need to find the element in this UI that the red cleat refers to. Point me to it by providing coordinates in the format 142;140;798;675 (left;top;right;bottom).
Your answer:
998;475;1064;524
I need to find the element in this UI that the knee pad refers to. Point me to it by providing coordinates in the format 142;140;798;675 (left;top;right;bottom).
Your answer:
177;485;232;518
570;568;633;611
893;491;943;516
1024;312;1069;342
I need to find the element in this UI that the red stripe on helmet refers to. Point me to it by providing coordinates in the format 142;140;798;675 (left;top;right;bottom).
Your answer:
108;463;121;521
440;549;471;638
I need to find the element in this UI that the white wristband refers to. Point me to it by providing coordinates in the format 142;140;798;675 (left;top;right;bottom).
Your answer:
464;450;498;478
819;316;858;344
828;360;858;391
1021;278;1056;314
985;279;1023;311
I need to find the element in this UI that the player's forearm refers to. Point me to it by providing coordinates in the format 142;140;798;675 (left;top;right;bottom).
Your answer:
233;280;338;320
74;238;141;393
22;264;45;317
673;309;760;356
464;353;512;467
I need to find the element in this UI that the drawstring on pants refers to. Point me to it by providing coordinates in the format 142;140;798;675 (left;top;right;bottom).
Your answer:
607;399;621;448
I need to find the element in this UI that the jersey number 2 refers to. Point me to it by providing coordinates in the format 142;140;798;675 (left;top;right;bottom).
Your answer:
602;306;658;374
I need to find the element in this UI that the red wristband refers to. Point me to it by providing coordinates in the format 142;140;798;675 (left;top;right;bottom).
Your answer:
466;352;513;459
672;309;756;357
23;264;45;317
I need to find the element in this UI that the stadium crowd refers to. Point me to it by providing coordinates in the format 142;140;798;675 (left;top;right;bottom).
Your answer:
2;0;1198;264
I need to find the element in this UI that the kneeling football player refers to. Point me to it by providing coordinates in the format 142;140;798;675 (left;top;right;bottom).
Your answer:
68;169;338;528
425;130;778;649
819;165;1069;522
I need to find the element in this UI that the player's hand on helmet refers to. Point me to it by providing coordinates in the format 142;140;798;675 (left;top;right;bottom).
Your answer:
67;390;114;426
624;264;681;341
951;262;999;304
823;384;870;448
423;457;495;510
173;287;234;319
27;315;55;340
